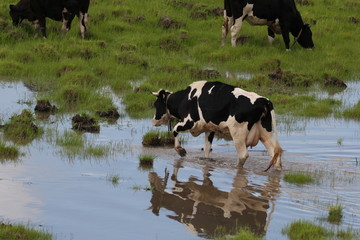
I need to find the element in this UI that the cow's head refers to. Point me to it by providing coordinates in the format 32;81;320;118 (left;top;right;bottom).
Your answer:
297;24;314;49
9;5;23;26
151;89;172;126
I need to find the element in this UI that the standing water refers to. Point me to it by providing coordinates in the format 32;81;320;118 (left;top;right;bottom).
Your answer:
0;81;359;239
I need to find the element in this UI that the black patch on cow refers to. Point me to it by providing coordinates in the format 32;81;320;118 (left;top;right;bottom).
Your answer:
208;132;215;143
153;90;168;120
176;120;194;132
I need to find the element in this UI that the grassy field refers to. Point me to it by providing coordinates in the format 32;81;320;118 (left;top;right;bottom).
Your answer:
0;0;359;118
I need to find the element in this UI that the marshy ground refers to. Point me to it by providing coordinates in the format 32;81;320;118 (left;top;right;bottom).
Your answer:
0;82;359;239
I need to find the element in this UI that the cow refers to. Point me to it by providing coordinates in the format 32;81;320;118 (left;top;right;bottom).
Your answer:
221;0;314;51
152;80;282;171
9;0;90;39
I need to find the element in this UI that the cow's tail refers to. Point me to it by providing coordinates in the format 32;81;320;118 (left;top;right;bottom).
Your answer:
264;109;283;172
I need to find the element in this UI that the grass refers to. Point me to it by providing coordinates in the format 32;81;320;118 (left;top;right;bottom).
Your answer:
0;142;21;161
142;130;174;146
0;221;52;240
282;220;360;240
282;220;330;240
327;204;344;224
106;173;120;186
0;0;359;119
3;109;43;145
138;154;155;170
213;226;263;240
283;172;314;184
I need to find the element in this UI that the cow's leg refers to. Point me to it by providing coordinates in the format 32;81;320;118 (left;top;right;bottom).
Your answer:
280;24;291;51
267;27;275;44
173;118;195;157
203;131;215;158
259;129;282;170
79;12;88;39
230;17;244;47
38;17;47;39
221;11;234;46
229;123;249;166
33;20;40;38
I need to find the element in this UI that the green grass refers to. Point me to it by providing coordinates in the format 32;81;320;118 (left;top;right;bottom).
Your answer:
0;221;52;240
327;204;344;224
3;110;43;145
0;142;21;161
107;173;120;186
213;226;263;240
282;220;330;240
284;172;314;184
85;145;110;157
0;0;359;119
138;154;155;169
282;220;360;240
142;130;174;146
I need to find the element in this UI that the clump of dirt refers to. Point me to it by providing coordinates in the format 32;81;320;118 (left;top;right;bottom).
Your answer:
124;15;146;23
236;35;252;45
34;100;57;113
323;74;347;89
158;32;188;51
191;69;221;79
158;16;184;29
268;68;311;87
96;108;120;119
116;53;148;68
259;59;281;72
349;17;359;24
3;110;42;144
72;114;100;132
171;0;194;8
57;66;74;77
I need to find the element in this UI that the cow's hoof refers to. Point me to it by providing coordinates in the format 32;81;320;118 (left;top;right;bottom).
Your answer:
176;147;186;157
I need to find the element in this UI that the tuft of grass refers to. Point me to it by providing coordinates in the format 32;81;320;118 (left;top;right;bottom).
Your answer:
142;130;174;146
85;145;110;157
284;172;314;184
282;220;330;240
0;221;52;240
107;174;120;186
0;142;21;161
227;229;263;240
138;154;155;170
56;130;84;148
3;110;43;145
327;204;344;224
343;101;360;120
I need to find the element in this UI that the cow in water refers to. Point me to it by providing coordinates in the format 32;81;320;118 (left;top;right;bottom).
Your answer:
221;0;314;50
152;81;282;171
9;0;90;39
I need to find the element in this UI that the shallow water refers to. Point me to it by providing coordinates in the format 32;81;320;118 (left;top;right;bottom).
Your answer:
0;82;359;240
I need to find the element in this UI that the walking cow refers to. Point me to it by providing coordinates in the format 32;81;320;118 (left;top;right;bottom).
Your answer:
9;0;90;39
221;0;314;50
152;81;282;171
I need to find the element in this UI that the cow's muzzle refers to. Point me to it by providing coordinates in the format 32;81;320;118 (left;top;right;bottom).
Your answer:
152;119;161;127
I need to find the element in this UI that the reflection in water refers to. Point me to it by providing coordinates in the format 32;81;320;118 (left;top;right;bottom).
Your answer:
148;161;281;237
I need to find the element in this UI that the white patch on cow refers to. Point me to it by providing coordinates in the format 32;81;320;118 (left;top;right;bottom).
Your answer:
268;36;275;44
231;88;261;104
61;8;69;32
188;81;206;100
208;86;215;94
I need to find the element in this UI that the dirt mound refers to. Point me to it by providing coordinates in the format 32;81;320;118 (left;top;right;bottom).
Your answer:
191;69;221;79
268;68;311;87
96;108;120;119
72;114;100;132
323;74;347;88
349;17;359;24
34;100;57;112
158;16;184;29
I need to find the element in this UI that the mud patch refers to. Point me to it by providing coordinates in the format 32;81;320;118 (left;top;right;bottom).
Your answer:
116;53;148;68
158;32;188;51
158;16;184;29
323;74;347;89
236;35;252;45
71;114;100;133
191;69;221;80
96;108;120;119
268;68;312;87
34;100;57;113
349;17;359;24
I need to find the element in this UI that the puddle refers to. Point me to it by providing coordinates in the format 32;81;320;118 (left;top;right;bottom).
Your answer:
0;81;360;240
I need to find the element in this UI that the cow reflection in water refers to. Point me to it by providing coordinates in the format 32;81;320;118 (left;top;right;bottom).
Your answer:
148;161;280;237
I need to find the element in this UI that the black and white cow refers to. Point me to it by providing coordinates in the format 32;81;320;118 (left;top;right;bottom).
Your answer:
9;0;90;39
152;81;282;171
221;0;314;50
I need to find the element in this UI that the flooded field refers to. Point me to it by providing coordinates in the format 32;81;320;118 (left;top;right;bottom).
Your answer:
0;81;359;240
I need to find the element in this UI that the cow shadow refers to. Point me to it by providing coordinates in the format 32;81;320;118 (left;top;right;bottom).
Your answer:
147;160;281;237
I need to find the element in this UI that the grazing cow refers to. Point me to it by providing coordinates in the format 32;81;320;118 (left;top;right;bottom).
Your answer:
9;0;90;39
221;0;314;50
152;81;282;171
